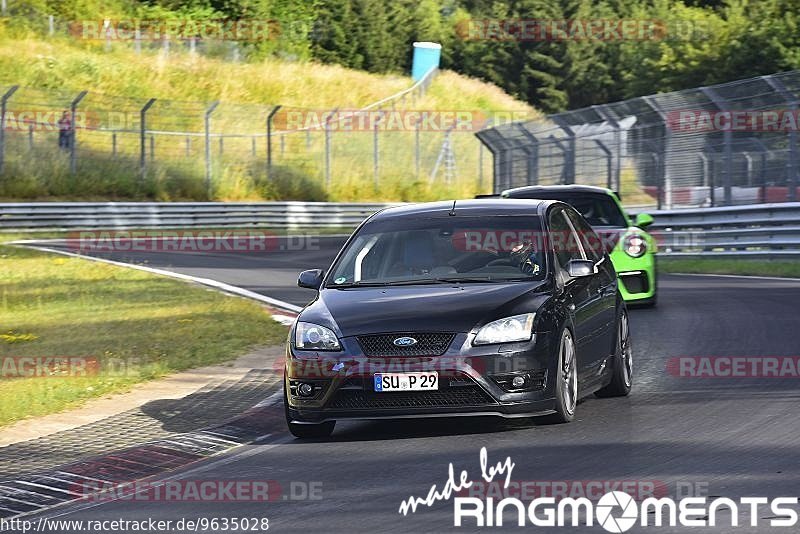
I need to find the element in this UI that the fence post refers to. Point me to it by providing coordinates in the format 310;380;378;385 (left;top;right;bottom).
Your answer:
204;101;219;198
0;85;19;175
112;132;117;156
139;98;156;182
266;105;281;179
698;152;711;204
373;112;383;188
28;125;33;149
514;123;539;186
642;96;673;208
745;136;770;202
547;135;570;185
594;105;622;192
721;130;733;205
69;90;88;175
700;87;733;205
551;117;576;184
48;15;54;36
415;117;421;181
150;135;155;162
103;19;111;52
594;140;613;189
475;130;502;194
478;141;484;191
641;140;663;209
324;108;338;188
763;75;798;202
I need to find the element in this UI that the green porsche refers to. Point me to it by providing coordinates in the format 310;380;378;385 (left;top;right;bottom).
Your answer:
501;185;657;306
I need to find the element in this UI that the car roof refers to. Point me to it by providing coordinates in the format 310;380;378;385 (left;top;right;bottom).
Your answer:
502;185;613;198
370;199;557;220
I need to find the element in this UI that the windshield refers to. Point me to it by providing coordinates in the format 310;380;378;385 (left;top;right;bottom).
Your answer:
550;195;627;227
327;216;547;287
507;192;627;227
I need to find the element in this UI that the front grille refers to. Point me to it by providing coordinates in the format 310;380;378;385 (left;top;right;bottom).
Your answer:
327;387;496;409
357;332;455;357
327;373;496;409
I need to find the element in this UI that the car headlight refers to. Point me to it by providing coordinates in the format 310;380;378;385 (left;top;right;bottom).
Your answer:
623;233;647;258
473;313;535;345
295;322;341;351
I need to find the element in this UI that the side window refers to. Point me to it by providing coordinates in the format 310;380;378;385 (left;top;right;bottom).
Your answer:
565;208;602;261
548;208;584;271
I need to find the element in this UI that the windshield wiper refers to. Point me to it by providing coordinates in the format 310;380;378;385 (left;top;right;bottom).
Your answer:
329;279;445;288
330;276;538;288
327;281;390;288
432;276;538;284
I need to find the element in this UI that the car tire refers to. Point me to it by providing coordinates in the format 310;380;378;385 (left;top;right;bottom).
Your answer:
596;308;633;398
284;383;336;439
542;327;578;424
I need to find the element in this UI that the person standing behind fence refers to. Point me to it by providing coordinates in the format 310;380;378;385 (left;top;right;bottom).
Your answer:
58;110;72;150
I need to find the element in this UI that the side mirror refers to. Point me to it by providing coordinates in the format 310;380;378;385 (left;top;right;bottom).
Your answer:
634;213;654;229
298;269;324;290
567;259;597;278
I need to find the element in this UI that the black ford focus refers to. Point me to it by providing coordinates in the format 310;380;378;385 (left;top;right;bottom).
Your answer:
284;199;632;438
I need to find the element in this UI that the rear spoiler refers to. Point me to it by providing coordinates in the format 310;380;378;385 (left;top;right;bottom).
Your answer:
474;194;500;199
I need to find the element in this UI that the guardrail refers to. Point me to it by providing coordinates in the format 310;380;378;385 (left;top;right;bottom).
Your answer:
2;201;799;258
638;202;800;258
0;202;396;231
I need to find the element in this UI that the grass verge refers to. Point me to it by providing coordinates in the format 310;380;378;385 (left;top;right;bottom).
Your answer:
660;258;800;278
0;244;287;427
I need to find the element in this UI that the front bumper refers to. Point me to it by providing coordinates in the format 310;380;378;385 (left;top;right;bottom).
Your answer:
284;331;558;423
611;251;656;302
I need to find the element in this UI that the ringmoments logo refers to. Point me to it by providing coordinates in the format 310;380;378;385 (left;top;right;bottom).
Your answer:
398;448;800;531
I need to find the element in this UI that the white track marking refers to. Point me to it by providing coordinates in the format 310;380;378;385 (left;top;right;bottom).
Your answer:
8;242;302;316
670;272;800;283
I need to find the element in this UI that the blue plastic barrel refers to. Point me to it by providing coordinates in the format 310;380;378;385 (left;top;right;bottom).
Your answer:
411;42;442;81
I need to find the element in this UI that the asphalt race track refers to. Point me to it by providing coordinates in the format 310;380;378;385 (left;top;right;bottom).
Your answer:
14;237;800;533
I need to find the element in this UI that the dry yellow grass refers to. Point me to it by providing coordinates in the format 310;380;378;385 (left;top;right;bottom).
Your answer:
0;36;535;113
0;34;537;201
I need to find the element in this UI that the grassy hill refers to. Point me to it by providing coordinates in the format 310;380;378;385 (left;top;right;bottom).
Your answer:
0;35;536;202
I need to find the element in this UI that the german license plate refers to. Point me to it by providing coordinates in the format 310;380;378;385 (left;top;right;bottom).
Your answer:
374;372;438;392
